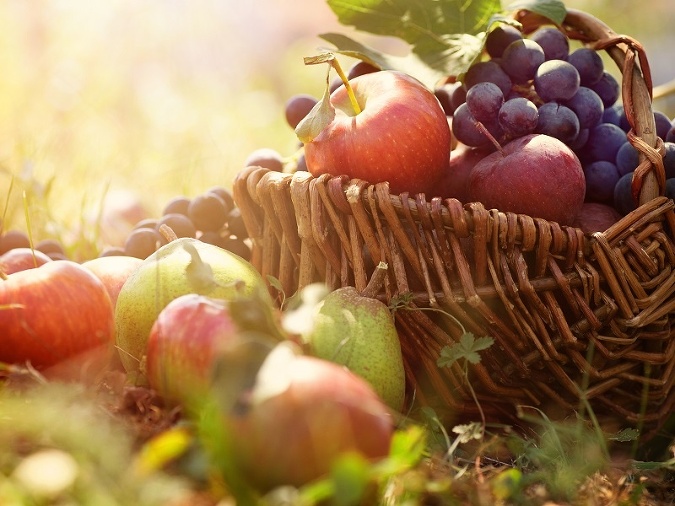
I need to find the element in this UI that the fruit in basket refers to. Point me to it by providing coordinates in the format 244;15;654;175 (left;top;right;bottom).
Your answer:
300;283;406;411
468;133;585;225
0;260;114;369
225;343;394;491
296;55;451;196
572;202;622;234
114;237;267;383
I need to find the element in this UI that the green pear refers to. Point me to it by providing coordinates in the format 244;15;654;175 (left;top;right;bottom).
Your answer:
301;282;406;411
115;237;267;383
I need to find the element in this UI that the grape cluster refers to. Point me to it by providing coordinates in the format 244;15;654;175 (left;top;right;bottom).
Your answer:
104;185;251;261
0;229;68;259
437;23;675;216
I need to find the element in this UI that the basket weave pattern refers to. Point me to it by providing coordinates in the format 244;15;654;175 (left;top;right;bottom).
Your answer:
233;10;675;436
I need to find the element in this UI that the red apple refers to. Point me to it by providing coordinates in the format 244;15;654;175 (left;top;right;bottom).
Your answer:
299;69;452;196
468;134;585;225
572;202;622;234
146;294;240;407
0;260;115;369
226;346;394;491
438;143;493;202
0;248;52;275
81;255;143;309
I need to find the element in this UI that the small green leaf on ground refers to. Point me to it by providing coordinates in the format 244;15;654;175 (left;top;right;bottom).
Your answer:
438;332;494;367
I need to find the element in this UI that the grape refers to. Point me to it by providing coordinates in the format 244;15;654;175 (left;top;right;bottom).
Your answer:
133;218;159;230
187;193;229;232
99;246;126;257
227;207;249;239
584;160;621;203
530;26;570;61
285;94;318;129
220;236;252;261
664;142;675;179
244;147;284;172
198;231;228;249
485;24;522;58
162;196;191;217
206;186;235;214
434;82;460;115
466;82;504;123
534;59;580;102
567;48;604;86
615;141;639;176
296;152;308;172
568;128;589;151
584;123;627;163
499;39;545;84
450;84;467;110
667;126;675;144
653;111;672;141
464;61;512;96
564;87;604;129
614;172;637;215
535;103;580;144
124;228;165;259
0;230;30;254
452;103;498;148
156;213;197;239
347;61;379;80
666;178;675;201
590;72;620;107
498;97;538;137
602;104;625;127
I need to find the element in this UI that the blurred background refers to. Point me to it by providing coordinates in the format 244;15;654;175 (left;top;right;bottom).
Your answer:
0;0;672;256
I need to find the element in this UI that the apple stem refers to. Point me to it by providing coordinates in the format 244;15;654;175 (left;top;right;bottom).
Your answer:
361;261;388;299
474;120;505;156
158;224;178;243
331;58;362;116
0;269;7;280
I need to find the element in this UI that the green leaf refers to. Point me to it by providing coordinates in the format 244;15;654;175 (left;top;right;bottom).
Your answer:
607;427;640;442
505;0;567;25
330;452;371;506
326;0;501;79
437;332;494;367
295;62;336;143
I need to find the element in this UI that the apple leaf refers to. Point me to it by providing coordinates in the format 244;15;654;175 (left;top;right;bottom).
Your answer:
504;0;567;25
295;63;336;143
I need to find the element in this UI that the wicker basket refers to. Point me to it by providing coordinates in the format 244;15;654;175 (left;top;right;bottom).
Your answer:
233;9;675;439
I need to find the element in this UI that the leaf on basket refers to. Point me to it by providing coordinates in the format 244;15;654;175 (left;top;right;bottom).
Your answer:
437;333;494;367
295;62;336;143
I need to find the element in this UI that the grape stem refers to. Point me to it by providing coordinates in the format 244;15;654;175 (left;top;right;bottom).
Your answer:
474;120;505;156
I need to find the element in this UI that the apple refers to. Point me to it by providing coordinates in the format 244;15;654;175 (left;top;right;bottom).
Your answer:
97;189;151;247
468;133;585;225
572;202;622;234
224;343;394;491
297;63;451;196
438;143;493;202
0;248;52;275
146;294;242;408
114;237;268;383
81;255;143;309
0;260;115;369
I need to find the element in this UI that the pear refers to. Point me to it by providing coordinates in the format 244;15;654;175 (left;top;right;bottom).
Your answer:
115;237;267;383
301;265;406;411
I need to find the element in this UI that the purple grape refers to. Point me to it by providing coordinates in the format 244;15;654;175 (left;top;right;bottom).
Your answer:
665;142;675;179
451;83;467;110
564;87;604;129
435;82;460;116
498;97;539;137
285;94;318;129
667;126;675;144
666;178;675;201
534;59;580;102
530;26;570;61
584;160;621;203
486;24;522;58
536;103;580;144
615;141;639;176
466;82;504;123
567;48;604;86
500;39;546;84
584;123;627;162
452;103;498;148
569;128;589;151
602;104;625;127
464;61;512;96
654;111;672;141
614;172;637;215
590;72;620;107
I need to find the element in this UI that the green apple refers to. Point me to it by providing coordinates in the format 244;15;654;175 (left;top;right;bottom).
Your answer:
114;237;267;383
300;283;406;411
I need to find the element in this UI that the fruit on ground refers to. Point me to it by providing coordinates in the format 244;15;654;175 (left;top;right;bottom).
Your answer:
301;286;406;411
0;248;52;275
0;260;114;368
572;202;622;234
146;294;242;408
81;255;144;309
468;134;585;225
114;237;267;383
226;345;394;491
298;69;451;196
